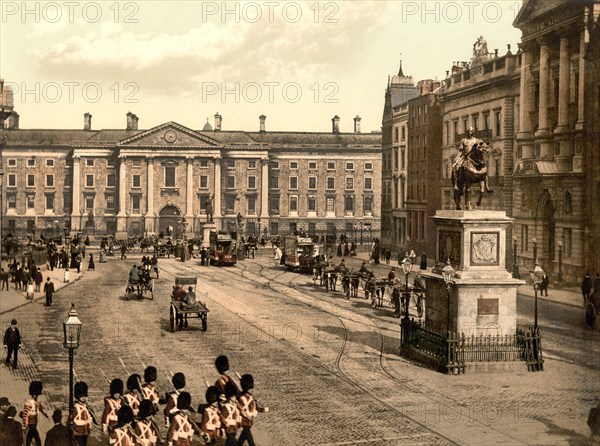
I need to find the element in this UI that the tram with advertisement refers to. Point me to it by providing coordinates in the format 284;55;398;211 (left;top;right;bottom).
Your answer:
284;235;315;271
209;231;237;266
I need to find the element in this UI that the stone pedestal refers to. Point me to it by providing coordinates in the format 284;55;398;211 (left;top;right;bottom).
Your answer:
421;210;524;336
202;222;216;248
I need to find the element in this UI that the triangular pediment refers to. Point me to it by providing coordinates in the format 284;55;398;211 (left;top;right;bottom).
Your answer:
513;0;571;29
118;122;222;147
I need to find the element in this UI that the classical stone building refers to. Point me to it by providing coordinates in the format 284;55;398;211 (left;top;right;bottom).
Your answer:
2;112;382;242
513;0;598;281
381;62;420;252
406;80;442;261
438;43;521;271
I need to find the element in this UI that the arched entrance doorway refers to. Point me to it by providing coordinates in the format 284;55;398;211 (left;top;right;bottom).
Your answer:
539;191;556;270
159;205;181;237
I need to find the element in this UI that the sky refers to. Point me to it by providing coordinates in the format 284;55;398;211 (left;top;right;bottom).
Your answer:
1;0;523;133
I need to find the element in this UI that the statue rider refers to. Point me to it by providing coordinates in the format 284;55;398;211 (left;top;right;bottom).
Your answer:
453;126;483;171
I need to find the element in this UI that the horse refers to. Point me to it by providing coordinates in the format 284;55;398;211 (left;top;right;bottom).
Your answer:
451;141;493;210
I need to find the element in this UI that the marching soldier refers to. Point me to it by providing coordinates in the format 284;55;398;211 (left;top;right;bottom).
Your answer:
215;356;240;396
167;391;201;446
141;366;165;412
23;380;49;446
72;381;96;446
164;372;186;427
109;405;135;446
220;381;241;446
200;387;222;446
237;374;268;446
102;379;124;434
123;374;142;417
133;399;162;446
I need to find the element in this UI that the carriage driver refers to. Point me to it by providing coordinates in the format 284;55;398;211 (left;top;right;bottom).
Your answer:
454;126;483;170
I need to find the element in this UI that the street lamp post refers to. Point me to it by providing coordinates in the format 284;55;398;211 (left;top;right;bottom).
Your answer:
400;257;413;346
557;241;563;283
62;303;82;430
441;259;455;334
532;237;537;264
512;236;520;279
529;260;544;332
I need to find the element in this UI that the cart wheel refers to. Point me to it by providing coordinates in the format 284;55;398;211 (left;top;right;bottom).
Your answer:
585;303;597;329
201;314;207;332
169;305;176;333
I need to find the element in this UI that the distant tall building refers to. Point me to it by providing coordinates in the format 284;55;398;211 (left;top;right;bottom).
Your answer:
406;80;442;261
1;112;382;244
381;61;420;253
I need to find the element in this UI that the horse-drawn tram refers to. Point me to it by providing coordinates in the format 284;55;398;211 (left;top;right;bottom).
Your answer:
169;277;209;332
284;235;315;271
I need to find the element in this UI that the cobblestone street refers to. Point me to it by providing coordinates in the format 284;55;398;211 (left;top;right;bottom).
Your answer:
1;250;598;445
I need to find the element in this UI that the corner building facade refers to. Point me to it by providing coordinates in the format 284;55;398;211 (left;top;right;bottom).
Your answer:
2;114;382;241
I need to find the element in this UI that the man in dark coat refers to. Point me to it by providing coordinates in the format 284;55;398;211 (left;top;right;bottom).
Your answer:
582;272;593;302
1;406;23;445
44;278;55;306
3;319;21;369
44;409;73;446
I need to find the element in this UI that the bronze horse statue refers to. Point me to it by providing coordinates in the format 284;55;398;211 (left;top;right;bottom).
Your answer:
451;141;493;210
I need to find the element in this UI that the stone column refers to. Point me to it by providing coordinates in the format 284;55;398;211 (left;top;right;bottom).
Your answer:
186;156;194;219
71;156;81;230
517;46;534;159
260;158;269;219
573;30;586;172
145;157;155;234
116;155;127;236
554;37;571;169
213;156;222;222
535;40;552;158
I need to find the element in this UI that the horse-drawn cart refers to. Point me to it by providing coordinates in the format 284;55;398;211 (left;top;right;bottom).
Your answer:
125;268;154;300
169;277;209;332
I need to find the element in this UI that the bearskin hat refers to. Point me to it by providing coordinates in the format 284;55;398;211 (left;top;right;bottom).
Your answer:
117;405;134;427
144;366;157;383
240;374;254;391
224;380;238;400
205;386;220;405
172;372;185;390
29;381;43;397
74;381;88;399
126;374;141;392
215;355;229;374
177;391;191;410
110;378;124;397
138;399;156;419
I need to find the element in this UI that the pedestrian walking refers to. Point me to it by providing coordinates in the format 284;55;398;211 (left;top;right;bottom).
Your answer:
42;277;54;307
121;244;128;260
420;254;428;270
151;254;159;279
87;254;95;271
44;409;73;446
23;380;49;446
0;268;9;291
3;319;21;369
76;252;82;273
237;374;268;446
14;264;23;290
582;272;593;302
540;273;550;296
33;268;43;293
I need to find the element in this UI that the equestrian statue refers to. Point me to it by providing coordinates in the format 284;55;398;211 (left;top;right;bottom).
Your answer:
451;126;493;210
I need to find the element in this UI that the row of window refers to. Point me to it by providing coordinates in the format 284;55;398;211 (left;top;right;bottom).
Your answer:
7;171;375;191
445;109;502;145
272;161;373;172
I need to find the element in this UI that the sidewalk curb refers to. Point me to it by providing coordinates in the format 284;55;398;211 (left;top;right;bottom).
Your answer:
517;291;584;309
0;273;84;316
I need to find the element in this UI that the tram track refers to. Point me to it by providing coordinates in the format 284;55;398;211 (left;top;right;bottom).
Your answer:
157;263;522;444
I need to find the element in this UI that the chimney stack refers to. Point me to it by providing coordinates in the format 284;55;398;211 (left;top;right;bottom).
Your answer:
133;114;139;130
332;115;340;133
353;115;361;133
259;114;266;132
214;112;222;131
126;112;134;130
8;111;19;129
84;112;92;131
